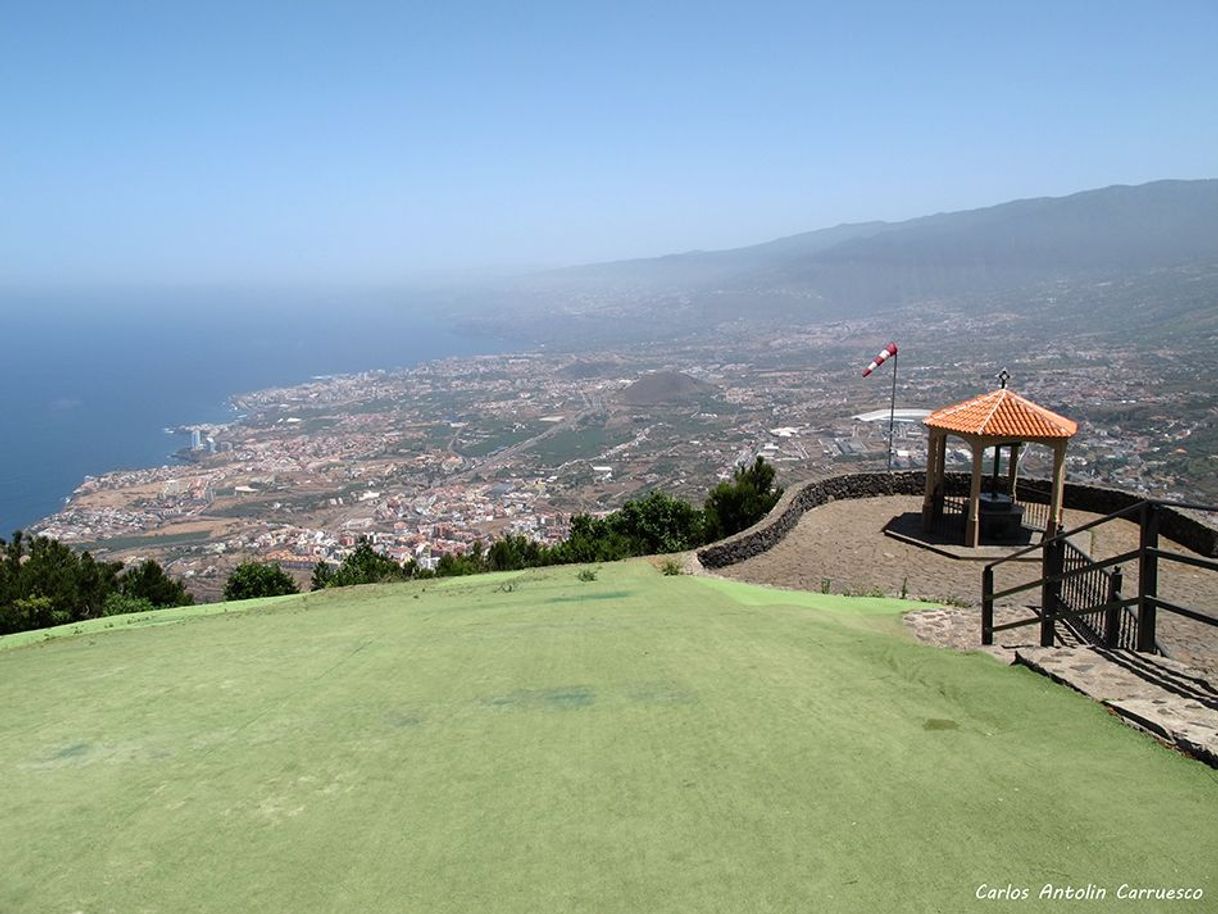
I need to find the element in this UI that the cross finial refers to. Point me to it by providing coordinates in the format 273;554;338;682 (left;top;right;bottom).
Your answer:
997;368;1010;390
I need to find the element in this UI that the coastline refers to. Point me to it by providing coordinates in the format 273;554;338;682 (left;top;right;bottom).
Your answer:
1;301;509;535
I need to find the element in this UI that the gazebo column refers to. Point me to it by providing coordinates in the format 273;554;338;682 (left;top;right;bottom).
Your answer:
922;429;941;529
935;433;948;515
967;438;984;547
1007;443;1021;499
1047;440;1067;537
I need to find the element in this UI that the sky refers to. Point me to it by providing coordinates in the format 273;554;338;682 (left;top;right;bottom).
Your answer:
2;0;1216;286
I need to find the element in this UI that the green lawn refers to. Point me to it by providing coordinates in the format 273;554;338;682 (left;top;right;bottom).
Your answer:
1;562;1214;913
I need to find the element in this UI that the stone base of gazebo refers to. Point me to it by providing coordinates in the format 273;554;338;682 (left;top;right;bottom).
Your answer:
883;510;1039;561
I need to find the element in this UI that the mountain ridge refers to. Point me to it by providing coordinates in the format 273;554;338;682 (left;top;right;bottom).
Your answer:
461;178;1218;344
547;178;1218;285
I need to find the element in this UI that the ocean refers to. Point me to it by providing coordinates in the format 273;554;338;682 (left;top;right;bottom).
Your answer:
1;288;499;533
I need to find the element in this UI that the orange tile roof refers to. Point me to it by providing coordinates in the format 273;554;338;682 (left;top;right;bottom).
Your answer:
924;388;1077;439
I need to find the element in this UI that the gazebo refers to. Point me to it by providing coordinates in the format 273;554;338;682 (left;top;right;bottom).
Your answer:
921;381;1078;547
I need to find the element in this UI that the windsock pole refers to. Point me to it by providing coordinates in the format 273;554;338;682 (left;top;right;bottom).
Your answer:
887;352;898;471
861;341;899;470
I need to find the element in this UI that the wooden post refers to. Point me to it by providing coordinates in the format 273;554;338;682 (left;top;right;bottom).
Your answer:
967;439;983;547
982;565;995;645
1137;503;1160;652
1046;440;1067;539
1041;535;1062;647
935;433;947;518
922;429;939;530
1007;443;1020;498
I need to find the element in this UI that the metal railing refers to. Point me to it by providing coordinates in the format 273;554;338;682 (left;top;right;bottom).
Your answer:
926;494;968;536
1014;496;1050;532
981;500;1218;651
1058;539;1137;648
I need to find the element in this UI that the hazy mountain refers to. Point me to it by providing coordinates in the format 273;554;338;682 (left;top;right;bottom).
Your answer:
487;180;1218;336
751;179;1218;308
531;220;891;292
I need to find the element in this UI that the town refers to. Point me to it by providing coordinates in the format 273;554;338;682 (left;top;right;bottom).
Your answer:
31;306;1215;601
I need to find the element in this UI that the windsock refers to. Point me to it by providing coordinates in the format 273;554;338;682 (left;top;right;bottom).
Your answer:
862;342;898;377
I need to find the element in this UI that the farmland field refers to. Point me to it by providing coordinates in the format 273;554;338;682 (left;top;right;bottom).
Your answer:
1;562;1214;912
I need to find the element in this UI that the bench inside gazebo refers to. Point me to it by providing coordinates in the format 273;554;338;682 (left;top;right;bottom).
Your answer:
921;381;1078;548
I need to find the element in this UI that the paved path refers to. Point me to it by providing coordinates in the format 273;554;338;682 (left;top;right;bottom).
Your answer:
1015;646;1218;767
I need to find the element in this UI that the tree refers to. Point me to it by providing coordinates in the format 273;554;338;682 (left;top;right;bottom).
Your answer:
119;559;193;608
704;456;783;540
434;549;485;577
551;514;634;564
0;532;192;636
609;490;707;554
223;561;300;601
486;534;543;571
310;561;334;591
17;537;120;620
327;539;411;587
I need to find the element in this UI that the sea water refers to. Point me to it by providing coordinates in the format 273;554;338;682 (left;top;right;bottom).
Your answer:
1;287;498;533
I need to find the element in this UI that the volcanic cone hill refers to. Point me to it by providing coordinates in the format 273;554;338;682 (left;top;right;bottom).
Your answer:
618;371;718;407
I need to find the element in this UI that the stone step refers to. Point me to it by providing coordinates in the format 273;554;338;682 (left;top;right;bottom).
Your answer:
1014;646;1218;767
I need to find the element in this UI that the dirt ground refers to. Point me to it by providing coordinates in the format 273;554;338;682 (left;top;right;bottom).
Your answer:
719;495;1218;679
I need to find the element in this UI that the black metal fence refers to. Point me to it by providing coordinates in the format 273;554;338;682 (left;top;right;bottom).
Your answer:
924;493;968;538
1015;497;1050;532
1057;540;1137;649
982;500;1218;652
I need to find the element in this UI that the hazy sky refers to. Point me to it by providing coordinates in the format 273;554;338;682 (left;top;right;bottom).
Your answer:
3;0;1216;285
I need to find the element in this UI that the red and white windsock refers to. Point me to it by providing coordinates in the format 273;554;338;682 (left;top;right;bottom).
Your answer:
862;342;898;377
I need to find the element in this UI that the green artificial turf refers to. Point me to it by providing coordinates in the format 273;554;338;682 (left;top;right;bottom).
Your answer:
1;562;1214;913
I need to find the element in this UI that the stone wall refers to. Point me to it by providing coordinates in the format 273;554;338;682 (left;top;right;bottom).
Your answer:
697;471;928;568
696;471;1218;568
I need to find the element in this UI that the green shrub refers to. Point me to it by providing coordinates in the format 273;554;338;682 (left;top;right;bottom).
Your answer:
577;568;597;582
326;539;411;587
102;592;156;617
659;559;683;576
223;561;300;601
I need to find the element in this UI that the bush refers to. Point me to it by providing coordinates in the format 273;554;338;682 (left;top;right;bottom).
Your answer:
223;561;300;601
577;568;597;582
326;539;411;587
102;592;156;617
3;595;59;631
659;558;683;576
609;491;707;554
435;551;484;577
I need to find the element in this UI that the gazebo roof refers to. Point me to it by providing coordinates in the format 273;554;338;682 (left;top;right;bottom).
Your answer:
924;388;1077;440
